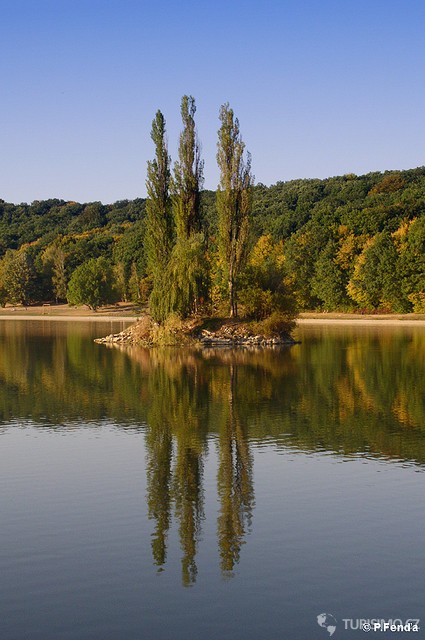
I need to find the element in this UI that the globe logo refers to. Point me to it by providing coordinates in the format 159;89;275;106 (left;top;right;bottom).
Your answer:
317;613;337;637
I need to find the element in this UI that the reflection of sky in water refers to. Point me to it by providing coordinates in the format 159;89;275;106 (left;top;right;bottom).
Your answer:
1;425;424;640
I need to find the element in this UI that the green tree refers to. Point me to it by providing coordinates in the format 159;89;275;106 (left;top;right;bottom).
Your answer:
168;234;205;317
398;217;425;311
172;96;204;238
311;241;351;310
81;202;105;229
113;261;128;301
42;242;67;302
347;232;405;310
169;96;206;317
216;103;253;317
67;257;118;310
128;262;146;303
112;220;146;285
0;249;34;305
145;111;174;322
282;229;322;309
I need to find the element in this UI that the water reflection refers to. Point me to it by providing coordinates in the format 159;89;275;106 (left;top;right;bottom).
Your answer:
1;323;425;461
1;322;425;583
144;352;254;584
217;364;254;575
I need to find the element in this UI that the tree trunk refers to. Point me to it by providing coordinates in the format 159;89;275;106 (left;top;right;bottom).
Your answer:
229;277;237;317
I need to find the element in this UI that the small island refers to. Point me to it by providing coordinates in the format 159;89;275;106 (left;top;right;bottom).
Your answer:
95;97;297;348
94;314;297;348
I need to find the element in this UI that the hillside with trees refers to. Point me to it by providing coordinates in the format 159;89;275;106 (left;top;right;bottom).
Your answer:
1;100;424;316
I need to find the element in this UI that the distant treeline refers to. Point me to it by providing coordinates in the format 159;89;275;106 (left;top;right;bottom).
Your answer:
1;165;425;312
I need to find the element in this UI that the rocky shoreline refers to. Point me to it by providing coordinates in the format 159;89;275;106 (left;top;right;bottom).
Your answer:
94;316;298;348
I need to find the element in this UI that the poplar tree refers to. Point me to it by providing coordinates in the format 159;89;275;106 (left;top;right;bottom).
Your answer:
172;95;204;238
216;103;253;317
145;111;174;322
170;96;205;316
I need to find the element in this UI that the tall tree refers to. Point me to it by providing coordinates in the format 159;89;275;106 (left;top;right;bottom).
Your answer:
216;103;253;317
170;96;205;317
172;95;204;238
145;110;174;322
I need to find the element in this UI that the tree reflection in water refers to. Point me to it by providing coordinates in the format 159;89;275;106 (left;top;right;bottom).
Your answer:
2;322;425;583
144;350;254;585
217;364;254;576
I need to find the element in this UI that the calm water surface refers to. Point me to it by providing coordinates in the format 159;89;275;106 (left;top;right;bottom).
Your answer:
0;320;424;639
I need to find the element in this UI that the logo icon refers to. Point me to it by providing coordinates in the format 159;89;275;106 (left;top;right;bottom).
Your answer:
317;613;337;637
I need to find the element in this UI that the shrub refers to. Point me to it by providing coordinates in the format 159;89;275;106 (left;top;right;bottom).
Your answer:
253;311;296;337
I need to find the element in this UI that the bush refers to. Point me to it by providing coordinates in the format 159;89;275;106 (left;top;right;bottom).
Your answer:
253;311;296;337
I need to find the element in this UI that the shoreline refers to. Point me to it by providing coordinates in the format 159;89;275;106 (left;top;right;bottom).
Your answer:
0;308;425;326
0;303;140;322
0;315;137;322
297;319;425;326
297;312;425;326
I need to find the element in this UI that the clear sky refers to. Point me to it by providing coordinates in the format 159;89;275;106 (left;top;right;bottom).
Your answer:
1;0;425;204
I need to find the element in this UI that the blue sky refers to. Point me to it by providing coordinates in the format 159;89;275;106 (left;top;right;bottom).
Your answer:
1;0;425;204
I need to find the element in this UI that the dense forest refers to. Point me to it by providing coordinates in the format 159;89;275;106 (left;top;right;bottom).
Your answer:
1;164;425;313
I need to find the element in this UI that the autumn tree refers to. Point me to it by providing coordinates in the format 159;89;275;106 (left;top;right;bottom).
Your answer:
240;235;297;324
216;103;253;317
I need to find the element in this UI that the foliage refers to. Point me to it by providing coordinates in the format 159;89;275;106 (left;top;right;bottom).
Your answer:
67;257;118;310
145;111;174;322
347;232;408;311
172;96;204;238
170;96;206;316
41;242;67;301
282;228;322;309
128;263;147;303
168;234;206;317
311;241;351;310
398;216;425;306
0;248;35;305
149;314;198;346
252;311;296;337
240;235;297;321
216;103;253;317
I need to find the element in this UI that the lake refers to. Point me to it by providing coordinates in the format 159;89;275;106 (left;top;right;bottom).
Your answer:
0;320;424;639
